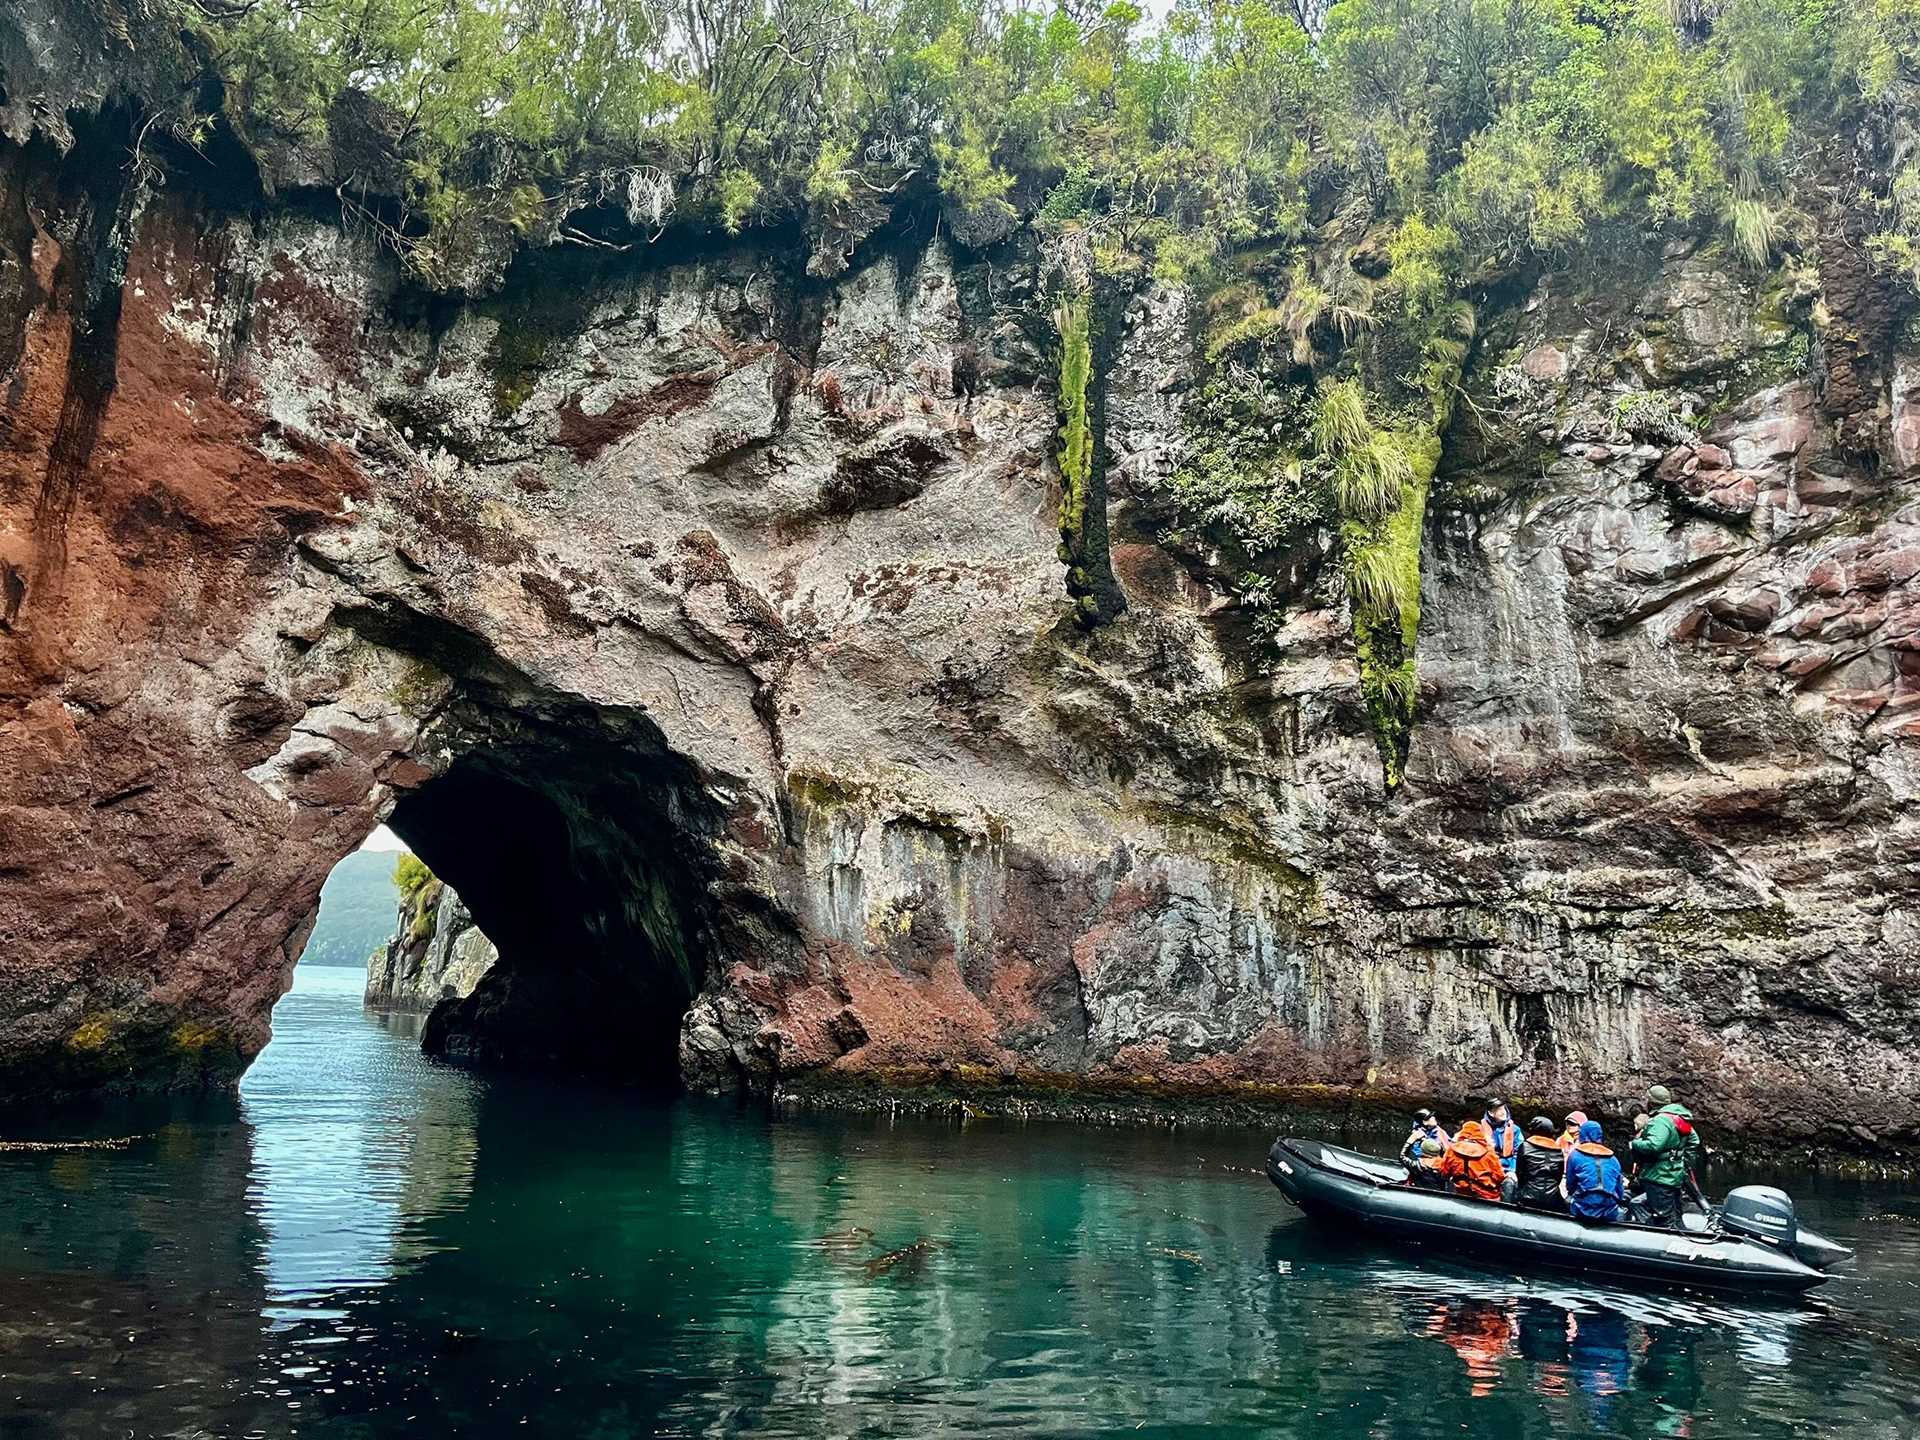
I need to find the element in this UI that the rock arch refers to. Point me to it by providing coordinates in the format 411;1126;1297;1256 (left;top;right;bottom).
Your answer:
3;82;1920;1152
384;710;724;1086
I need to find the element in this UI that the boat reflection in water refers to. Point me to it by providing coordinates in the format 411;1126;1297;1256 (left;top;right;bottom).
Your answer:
1285;1232;1822;1434
1415;1286;1680;1426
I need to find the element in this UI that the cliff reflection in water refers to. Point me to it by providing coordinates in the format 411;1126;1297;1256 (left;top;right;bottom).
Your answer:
0;964;1914;1437
244;970;481;1319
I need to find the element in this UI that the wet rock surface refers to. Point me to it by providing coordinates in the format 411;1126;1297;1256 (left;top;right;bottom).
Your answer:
1;112;1919;1152
364;882;497;1014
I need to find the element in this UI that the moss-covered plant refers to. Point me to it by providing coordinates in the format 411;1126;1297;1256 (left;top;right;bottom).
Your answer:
1285;222;1476;789
1056;292;1094;540
393;851;434;899
1312;382;1440;788
393;851;441;942
1052;289;1126;629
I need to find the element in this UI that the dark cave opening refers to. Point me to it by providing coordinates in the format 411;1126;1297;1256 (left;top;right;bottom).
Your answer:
383;736;720;1092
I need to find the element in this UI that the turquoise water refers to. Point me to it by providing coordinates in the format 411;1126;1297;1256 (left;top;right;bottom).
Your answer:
0;964;1916;1438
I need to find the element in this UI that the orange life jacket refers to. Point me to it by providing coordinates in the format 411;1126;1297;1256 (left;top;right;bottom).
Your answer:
1486;1117;1518;1161
1440;1124;1507;1201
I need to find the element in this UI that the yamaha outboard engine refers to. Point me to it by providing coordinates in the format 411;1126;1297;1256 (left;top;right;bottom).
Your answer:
1720;1186;1798;1249
1717;1185;1854;1270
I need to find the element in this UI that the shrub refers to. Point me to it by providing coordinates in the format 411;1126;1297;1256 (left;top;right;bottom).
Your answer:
1159;375;1328;562
716;168;762;235
393;851;434;900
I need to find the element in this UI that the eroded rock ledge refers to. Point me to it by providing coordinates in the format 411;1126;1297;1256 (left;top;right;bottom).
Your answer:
2;86;1919;1154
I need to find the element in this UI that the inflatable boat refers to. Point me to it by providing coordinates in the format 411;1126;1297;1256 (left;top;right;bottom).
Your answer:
1266;1137;1851;1296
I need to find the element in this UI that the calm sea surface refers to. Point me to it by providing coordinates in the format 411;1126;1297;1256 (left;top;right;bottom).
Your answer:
1;963;1916;1438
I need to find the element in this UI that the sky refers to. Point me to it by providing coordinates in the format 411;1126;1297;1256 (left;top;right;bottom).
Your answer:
359;823;406;852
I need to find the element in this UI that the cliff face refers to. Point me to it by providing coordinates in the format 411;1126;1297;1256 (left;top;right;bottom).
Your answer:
364;878;496;1013
3;85;1919;1147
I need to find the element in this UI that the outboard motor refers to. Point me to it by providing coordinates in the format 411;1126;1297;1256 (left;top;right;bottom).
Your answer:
1720;1185;1798;1250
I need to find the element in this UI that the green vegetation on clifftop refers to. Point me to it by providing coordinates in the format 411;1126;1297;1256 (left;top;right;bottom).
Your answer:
139;0;1919;292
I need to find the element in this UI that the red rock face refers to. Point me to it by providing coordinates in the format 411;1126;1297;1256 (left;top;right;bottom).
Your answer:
2;132;1919;1154
0;144;394;1095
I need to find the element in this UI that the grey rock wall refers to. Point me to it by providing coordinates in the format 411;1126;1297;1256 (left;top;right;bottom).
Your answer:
365;883;497;1013
1;113;1917;1152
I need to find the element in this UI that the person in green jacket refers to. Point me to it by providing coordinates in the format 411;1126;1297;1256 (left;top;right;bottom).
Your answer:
1629;1085;1702;1227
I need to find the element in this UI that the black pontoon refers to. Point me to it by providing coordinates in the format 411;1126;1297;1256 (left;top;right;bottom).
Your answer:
1266;1137;1850;1296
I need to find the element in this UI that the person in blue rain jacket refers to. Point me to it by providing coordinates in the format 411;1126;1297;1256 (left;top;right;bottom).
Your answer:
1400;1108;1449;1167
1560;1120;1627;1221
1482;1097;1521;1176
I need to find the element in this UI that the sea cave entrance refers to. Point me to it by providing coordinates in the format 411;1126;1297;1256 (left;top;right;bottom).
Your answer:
391;761;702;1087
329;699;729;1092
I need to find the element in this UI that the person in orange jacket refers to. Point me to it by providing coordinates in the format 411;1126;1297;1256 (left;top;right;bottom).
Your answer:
1439;1119;1508;1201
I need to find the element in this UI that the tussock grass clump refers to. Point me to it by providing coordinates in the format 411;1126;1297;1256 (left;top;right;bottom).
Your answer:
1348;541;1415;620
1313;380;1371;456
1727;195;1782;266
1336;433;1414;523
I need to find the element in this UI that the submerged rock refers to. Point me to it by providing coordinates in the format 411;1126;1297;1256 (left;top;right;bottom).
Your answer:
863;1238;943;1280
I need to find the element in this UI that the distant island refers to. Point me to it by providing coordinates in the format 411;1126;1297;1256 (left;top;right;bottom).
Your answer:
301;851;403;968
